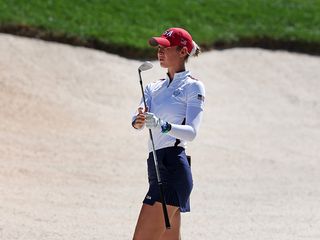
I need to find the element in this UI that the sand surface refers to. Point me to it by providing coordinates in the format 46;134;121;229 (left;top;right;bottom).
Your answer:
0;33;320;239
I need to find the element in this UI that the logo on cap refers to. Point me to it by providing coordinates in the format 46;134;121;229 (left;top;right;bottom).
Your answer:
180;38;187;45
163;30;173;37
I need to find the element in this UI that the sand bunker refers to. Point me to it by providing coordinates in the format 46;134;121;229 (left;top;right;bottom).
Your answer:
0;33;319;239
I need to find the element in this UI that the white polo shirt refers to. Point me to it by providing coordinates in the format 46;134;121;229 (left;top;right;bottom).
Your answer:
135;70;205;152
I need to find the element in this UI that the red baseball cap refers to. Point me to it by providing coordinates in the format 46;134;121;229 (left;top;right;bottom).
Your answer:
149;27;193;54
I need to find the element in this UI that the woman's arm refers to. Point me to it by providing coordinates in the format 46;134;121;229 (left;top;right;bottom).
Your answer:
167;81;205;141
145;81;205;141
167;106;203;141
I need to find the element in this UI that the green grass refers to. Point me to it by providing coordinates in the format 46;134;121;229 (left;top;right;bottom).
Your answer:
0;0;319;55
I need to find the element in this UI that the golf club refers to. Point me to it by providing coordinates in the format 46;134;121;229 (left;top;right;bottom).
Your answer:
138;61;171;229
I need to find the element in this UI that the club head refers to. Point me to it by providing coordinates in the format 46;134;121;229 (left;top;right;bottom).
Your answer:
138;61;153;72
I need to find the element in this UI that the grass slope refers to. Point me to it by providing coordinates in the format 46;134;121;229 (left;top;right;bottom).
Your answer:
0;0;319;57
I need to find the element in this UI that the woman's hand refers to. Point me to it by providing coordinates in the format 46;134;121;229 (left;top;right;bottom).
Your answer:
145;112;161;129
145;112;171;133
133;107;147;129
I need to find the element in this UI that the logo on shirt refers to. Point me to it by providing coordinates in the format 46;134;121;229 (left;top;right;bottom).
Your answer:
173;89;182;97
145;195;152;200
197;94;205;102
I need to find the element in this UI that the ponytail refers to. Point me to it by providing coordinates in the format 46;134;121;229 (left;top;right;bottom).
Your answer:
177;40;201;62
189;40;201;57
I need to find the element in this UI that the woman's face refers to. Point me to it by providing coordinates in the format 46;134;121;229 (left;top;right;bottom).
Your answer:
157;46;186;68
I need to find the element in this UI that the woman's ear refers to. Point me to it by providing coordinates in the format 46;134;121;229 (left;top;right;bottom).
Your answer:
179;46;188;58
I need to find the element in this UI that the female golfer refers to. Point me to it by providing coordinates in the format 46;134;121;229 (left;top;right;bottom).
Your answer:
132;27;205;240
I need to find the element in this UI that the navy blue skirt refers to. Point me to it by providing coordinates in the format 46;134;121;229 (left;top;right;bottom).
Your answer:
143;146;193;212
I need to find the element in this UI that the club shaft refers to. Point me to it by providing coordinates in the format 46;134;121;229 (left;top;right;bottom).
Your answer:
138;70;171;229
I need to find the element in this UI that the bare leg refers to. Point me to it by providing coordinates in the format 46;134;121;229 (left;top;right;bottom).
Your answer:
133;202;179;240
159;209;181;240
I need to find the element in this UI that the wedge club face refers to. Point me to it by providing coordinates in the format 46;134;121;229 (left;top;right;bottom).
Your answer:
138;61;153;72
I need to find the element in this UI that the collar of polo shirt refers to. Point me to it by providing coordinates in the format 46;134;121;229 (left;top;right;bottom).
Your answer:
166;71;191;87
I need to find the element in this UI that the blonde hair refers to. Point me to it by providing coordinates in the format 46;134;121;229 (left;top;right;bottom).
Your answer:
194;47;201;56
189;40;201;57
177;41;201;62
